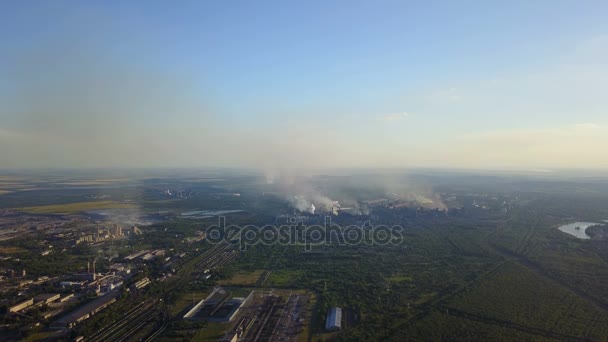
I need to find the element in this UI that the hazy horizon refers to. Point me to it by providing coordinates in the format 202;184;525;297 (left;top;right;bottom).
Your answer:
2;1;607;169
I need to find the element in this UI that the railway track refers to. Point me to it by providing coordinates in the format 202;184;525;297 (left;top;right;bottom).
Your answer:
87;299;160;342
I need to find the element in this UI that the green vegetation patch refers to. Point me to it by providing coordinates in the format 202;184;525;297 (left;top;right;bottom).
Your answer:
447;261;608;340
221;270;264;286
0;246;29;254
395;310;557;342
17;200;138;214
191;322;228;341
387;275;413;282
267;269;304;287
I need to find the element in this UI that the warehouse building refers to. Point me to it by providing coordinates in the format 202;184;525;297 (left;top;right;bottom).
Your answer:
9;298;34;313
34;293;60;304
325;307;342;331
50;290;120;330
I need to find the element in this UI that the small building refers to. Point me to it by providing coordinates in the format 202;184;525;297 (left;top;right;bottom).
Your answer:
60;280;87;289
325;307;342;331
132;277;151;290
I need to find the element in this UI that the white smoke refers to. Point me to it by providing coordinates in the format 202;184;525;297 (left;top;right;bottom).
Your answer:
265;169;446;215
288;194;335;214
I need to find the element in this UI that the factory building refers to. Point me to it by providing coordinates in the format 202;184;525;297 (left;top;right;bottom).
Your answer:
325;307;342;331
50;290;120;330
9;298;34;313
58;294;75;303
34;293;60;304
60;280;87;289
110;224;123;237
109;263;131;276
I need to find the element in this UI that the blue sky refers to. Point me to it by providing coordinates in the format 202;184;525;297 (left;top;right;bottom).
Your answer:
1;1;607;169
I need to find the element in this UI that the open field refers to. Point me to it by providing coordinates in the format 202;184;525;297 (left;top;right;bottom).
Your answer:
220;269;264;286
267;269;304;287
191;322;227;341
21;331;58;342
0;246;29;254
16;200;139;214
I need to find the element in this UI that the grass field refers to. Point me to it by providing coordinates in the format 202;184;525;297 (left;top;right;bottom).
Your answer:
387;275;413;282
220;270;264;286
267;269;304;287
21;331;57;342
17;200;138;214
0;246;29;254
191;322;228;341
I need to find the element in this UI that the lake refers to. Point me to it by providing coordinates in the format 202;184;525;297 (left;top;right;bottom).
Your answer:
557;222;599;239
181;209;243;218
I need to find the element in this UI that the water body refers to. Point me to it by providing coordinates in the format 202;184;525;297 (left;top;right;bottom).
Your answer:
557;222;599;239
181;210;243;218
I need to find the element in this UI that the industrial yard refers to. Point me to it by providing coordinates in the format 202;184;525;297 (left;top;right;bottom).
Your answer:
220;290;312;342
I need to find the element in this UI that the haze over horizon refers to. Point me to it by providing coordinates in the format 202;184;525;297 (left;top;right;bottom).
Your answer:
1;1;607;170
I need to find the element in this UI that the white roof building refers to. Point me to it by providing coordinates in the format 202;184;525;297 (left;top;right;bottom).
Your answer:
325;307;342;331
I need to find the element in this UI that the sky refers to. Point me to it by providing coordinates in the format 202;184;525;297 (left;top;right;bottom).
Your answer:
1;0;607;170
